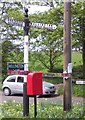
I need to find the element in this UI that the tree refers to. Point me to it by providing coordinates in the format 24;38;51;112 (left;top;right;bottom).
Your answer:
0;2;24;78
72;1;85;78
29;4;63;72
2;40;23;78
1;1;84;75
0;2;24;43
30;1;85;75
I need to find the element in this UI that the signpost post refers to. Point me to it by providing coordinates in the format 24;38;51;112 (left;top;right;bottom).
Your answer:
23;8;29;117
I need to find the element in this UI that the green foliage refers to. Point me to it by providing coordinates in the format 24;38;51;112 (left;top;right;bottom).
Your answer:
29;51;82;78
71;2;85;78
1;2;84;77
0;101;84;119
29;51;63;73
71;1;84;48
57;84;63;95
0;2;24;42
58;52;83;79
28;2;85;73
29;6;64;72
0;101;23;119
29;52;48;72
58;84;85;97
73;65;83;79
72;84;85;97
43;77;63;84
2;40;23;79
7;7;24;21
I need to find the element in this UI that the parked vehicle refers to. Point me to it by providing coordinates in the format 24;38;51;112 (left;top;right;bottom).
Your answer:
2;75;56;96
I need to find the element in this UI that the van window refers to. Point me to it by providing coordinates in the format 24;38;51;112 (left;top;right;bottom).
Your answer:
7;77;16;82
17;76;24;83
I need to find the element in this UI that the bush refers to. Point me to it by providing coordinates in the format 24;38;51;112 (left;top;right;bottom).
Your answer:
72;65;83;79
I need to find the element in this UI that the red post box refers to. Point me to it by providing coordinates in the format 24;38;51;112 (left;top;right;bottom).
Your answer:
27;72;43;95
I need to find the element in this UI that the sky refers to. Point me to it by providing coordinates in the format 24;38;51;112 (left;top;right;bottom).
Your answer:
0;0;81;3
28;5;50;14
0;0;51;14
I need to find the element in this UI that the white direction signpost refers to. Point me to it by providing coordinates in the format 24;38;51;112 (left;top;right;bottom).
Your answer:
5;8;56;117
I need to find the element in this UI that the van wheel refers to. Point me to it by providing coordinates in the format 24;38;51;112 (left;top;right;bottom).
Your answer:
3;88;11;96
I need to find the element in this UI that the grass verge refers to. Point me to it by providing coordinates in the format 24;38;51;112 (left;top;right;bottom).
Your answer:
0;101;84;119
58;84;85;97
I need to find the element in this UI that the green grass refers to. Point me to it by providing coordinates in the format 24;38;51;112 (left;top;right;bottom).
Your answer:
0;101;84;119
43;52;83;80
59;52;83;79
58;84;85;97
72;52;82;67
59;51;82;66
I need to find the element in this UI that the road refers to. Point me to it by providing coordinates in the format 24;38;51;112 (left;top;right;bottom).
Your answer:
0;91;84;105
0;91;63;104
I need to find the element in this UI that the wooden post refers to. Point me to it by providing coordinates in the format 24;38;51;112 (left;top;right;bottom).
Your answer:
63;0;72;111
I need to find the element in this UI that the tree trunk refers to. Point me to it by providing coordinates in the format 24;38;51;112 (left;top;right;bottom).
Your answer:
49;49;53;72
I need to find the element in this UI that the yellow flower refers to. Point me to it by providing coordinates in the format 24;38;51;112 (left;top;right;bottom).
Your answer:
13;100;16;103
3;101;7;103
44;98;47;101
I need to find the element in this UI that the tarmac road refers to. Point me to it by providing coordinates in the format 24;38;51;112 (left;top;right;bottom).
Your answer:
0;91;84;105
0;91;63;104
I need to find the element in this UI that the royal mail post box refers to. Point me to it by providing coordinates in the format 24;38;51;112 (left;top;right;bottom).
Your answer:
27;72;43;95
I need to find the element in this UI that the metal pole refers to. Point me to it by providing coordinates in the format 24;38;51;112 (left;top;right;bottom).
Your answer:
23;82;29;117
23;8;30;117
63;0;72;111
34;96;37;118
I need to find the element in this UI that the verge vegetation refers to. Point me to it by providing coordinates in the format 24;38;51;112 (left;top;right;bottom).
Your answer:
0;101;84;119
58;84;85;97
